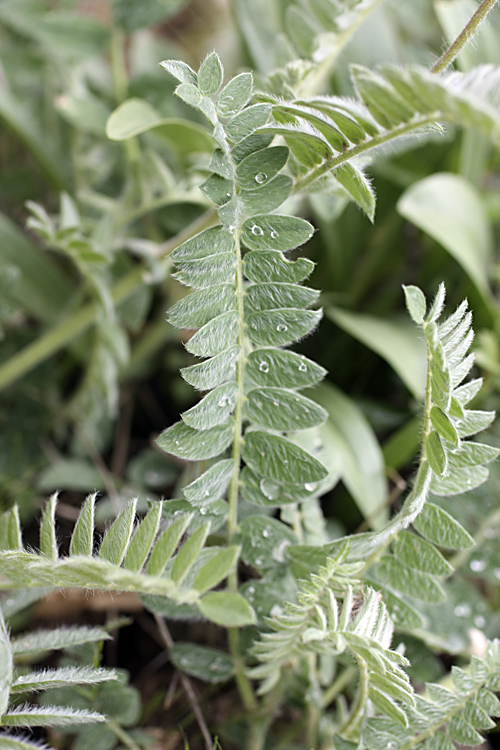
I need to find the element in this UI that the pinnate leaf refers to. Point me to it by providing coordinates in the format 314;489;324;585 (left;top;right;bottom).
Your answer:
247;308;322;347
182;382;238;430
198;52;223;96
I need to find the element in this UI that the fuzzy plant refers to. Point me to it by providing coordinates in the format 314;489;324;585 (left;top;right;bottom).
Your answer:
2;1;500;748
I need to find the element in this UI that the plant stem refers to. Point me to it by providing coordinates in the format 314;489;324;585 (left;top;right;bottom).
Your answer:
339;658;369;739
322;665;357;708
0;211;215;393
226;224;258;712
431;0;499;74
107;718;142;750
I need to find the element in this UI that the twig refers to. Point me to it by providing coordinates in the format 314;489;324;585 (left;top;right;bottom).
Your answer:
431;0;499;74
154;614;214;750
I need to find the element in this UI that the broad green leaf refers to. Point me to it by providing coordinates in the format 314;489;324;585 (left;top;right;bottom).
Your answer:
185;310;240;357
105;98;213;156
327;307;426;398
12;626;110;655
1;707;105;727
157;419;234;461
198;52;223;96
182;382;238;430
147;514;193;576
40;493;58;560
11;666;117;694
0;610;12;714
398;174;493;300
381;589;424;630
232;132;273;162
448;716;483;746
377;557;445;603
259;123;332;167
200;173;233;205
246;387;327;430
246;282;319;312
413;503;474;549
247;308;322;347
170;643;234;683
159;59;197;85
172;226;234;262
313;383;388;529
244;250;314;284
168;284;237;329
123;502;162;572
457;409;495;437
184;459;234;503
99;499;137;566
236;146;289;189
332;163;375;221
210;148;233;179
175;82;201;108
225;103;271;142
171;523;210;584
240;174;293;215
193;546;240;591
393;531;453;576
174;253;236;289
246;348;326;388
241;214;315;252
430;406;459;446
430;464;489;495
450;441;499;467
181;345;239;390
240;467;314;507
239;516;297;569
70;494;96;557
38;460;104;493
73;724;116;750
426;430;448;476
198;591;256;626
403;284;426;324
217;72;253;118
242;430;328;484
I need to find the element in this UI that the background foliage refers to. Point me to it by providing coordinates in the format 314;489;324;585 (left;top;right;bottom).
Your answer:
1;0;500;748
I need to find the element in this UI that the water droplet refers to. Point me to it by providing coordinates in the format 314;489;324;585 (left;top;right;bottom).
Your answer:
298;362;307;372
387;743;397;750
470;559;486;572
270;604;283;617
273;539;291;563
218;397;228;407
474;615;486;628
304;483;317;492
251;224;264;236
270;230;279;239
204;490;210;496
273;401;279;406
200;508;207;515
454;603;471;617
247;586;255;595
254;172;267;184
260;478;280;500
225;192;231;198
175;440;180;445
229;225;235;234
255;557;264;567
276;323;288;332
262;528;270;538
257;606;263;613
227;95;234;101
259;360;270;373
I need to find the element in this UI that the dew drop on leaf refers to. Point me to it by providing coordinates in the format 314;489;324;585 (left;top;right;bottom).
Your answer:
270;604;283;617
229;225;235;234
454;603;471;617
270;230;279;239
251;225;264;235
298;362;307;372
254;172;267;184
262;528;270;538
276;323;288;332
304;482;317;492
470;559;486;572
259;360;270;373
273;539;291;563
260;478;280;499
474;615;486;627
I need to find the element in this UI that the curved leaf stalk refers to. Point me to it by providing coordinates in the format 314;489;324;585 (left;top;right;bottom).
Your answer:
431;0;500;74
339;657;369;740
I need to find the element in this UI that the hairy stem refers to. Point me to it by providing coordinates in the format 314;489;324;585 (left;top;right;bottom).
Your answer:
339;657;369;739
431;0;499;74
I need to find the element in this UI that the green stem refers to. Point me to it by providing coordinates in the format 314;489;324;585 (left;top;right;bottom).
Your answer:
107;718;142;750
322;665;357;708
339;658;369;739
431;0;499;74
0;211;216;393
